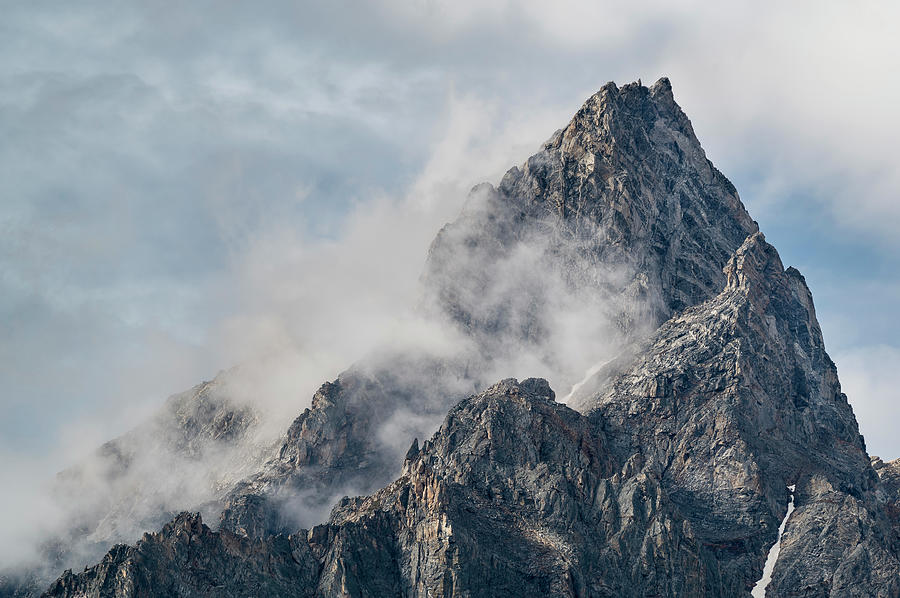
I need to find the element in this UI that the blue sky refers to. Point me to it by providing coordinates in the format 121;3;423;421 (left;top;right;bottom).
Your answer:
1;0;898;488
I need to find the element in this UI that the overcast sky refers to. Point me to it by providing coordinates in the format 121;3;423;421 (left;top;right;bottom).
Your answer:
2;0;898;494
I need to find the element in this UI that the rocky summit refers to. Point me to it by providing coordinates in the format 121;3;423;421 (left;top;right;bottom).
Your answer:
7;78;900;597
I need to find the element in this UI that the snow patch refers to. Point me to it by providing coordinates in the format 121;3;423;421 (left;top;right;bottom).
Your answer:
560;358;613;404
751;485;796;597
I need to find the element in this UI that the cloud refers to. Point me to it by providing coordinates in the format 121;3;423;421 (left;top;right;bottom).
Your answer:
0;71;580;571
834;344;900;461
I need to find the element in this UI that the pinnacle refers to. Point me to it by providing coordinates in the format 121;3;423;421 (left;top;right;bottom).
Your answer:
484;377;554;402
650;76;674;103
724;232;786;291
565;76;685;143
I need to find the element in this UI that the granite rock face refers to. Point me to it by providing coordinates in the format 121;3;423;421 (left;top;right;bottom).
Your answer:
16;78;900;597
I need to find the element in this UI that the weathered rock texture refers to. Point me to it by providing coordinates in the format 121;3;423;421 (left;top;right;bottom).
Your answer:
423;78;757;338
44;380;710;598
12;78;900;597
217;354;477;539
583;231;900;596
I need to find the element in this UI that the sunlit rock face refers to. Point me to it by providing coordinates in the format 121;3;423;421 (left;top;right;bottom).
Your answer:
14;78;900;598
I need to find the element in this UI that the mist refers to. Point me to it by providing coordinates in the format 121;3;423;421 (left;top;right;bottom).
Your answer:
0;90;588;575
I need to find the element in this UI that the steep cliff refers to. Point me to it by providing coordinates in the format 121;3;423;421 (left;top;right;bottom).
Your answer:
583;232;899;596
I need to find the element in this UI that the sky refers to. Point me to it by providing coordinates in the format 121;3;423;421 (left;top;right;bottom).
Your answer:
1;0;898;497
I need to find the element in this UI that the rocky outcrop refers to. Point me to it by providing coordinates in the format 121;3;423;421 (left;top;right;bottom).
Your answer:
44;513;318;598
44;379;709;598
581;231;900;596
874;457;900;507
217;354;478;539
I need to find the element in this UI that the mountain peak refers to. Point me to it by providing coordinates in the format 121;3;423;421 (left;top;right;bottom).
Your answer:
650;76;673;96
565;77;683;139
724;231;785;291
428;76;758;345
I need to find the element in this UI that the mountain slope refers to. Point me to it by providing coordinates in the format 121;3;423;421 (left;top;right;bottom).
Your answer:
44;379;709;598
584;231;899;596
0;377;263;597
